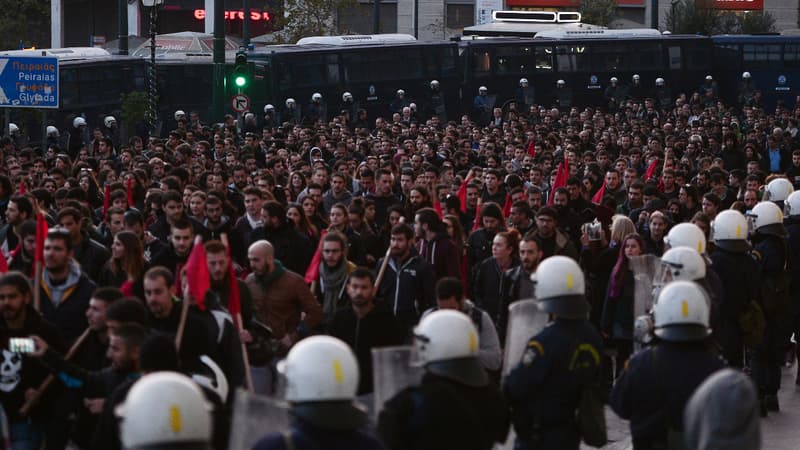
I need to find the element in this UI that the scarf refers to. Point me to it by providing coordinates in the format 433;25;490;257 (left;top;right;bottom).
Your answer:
319;262;349;318
259;260;287;289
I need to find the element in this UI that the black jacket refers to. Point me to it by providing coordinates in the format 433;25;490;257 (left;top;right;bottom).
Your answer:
328;302;405;394
250;222;314;276
39;266;97;344
72;232;111;282
0;307;65;423
374;253;436;333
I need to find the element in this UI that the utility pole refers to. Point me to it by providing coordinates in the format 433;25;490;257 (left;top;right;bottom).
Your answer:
373;0;380;34
211;0;226;122
118;0;128;55
243;0;251;46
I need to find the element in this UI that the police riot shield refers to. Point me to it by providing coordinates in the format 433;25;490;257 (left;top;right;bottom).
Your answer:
629;254;660;351
227;388;290;450
371;346;423;421
502;299;549;377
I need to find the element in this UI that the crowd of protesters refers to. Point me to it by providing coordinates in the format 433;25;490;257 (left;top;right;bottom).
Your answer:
0;73;796;449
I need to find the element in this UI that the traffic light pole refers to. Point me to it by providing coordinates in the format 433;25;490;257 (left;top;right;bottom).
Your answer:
211;0;226;123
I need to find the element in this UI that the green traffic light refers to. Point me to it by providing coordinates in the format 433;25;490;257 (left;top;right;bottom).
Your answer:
234;75;247;88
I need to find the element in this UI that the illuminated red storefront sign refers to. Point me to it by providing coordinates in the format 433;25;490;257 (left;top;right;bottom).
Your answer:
193;9;273;21
713;0;764;10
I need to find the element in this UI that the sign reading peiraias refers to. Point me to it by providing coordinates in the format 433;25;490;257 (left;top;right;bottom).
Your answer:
0;55;59;109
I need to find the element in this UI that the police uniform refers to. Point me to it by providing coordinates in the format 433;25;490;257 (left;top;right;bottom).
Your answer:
505;319;604;450
253;414;387;450
610;341;724;449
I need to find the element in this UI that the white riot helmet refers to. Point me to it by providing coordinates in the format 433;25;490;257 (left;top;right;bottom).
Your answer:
664;222;707;254
633;74;641;82
104;116;117;128
282;335;359;403
7;123;19;136
430;80;440;89
279;335;367;429
264;104;275;113
557;79;565;87
654;281;711;342
342;92;353;102
414;310;487;386
478;86;488;94
46;125;59;138
409;102;417;110
705;75;713;81
519;78;528;86
742;71;751;79
312;92;322;102
286;98;296;108
748;201;787;237
786;191;800;217
763;177;794;202
73;117;87;128
610;77;618;83
174;110;186;121
397;89;405;97
656;78;665;86
711;210;750;252
532;255;588;319
116;372;212;449
657;247;706;286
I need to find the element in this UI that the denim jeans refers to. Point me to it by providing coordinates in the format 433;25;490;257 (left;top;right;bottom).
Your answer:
10;421;43;450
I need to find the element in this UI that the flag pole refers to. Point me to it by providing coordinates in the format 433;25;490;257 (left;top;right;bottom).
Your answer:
33;261;42;312
221;233;254;393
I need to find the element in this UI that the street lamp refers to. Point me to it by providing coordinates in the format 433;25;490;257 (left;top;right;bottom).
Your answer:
142;0;164;134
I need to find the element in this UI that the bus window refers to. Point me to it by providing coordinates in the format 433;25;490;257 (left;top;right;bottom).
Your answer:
326;54;340;85
535;47;553;71
556;45;588;72
785;44;800;68
592;45;628;72
471;49;491;74
439;47;458;78
287;55;328;88
686;46;711;70
668;46;682;70
629;43;661;71
714;44;740;69
493;46;535;75
743;44;781;68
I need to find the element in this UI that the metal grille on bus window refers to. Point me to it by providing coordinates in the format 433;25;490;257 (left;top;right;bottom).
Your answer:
743;44;781;66
535;47;553;71
472;50;490;74
785;44;800;67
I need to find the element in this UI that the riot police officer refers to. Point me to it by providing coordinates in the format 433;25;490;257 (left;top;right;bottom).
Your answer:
785;191;800;384
739;71;755;107
305;92;327;125
389;89;410;114
611;281;724;450
425;80;446;121
504;256;604;450
117;372;214;450
763;177;794;210
252;336;386;449
263;104;277;128
654;78;672;110
749;201;790;414
340;91;359;123
628;74;644;102
555;79;572;111
515;78;534;112
378;310;509;450
282;98;301;125
663;223;725;331
604;77;624;112
472;86;491;124
708;210;760;368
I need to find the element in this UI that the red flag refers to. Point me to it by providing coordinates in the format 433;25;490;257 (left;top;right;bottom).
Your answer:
0;252;7;274
548;161;568;205
644;159;658;181
456;173;473;213
125;178;134;208
184;235;210;311
102;185;111;223
592;182;606;205
501;194;513;218
304;229;328;284
34;212;48;266
18;181;26;195
527;140;536;158
433;201;443;219
225;244;242;329
472;199;482;232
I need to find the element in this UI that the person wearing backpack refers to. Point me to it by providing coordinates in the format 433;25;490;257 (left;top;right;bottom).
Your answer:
610;281;724;450
504;256;605;450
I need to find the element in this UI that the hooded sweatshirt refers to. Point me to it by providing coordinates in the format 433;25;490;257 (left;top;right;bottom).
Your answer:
684;368;761;450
